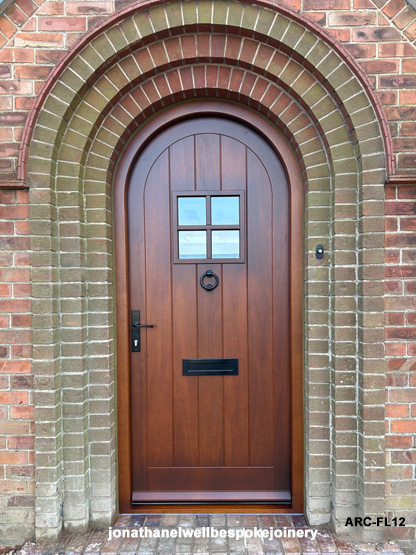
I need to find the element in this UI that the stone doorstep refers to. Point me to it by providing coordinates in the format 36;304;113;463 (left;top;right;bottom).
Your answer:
2;515;406;555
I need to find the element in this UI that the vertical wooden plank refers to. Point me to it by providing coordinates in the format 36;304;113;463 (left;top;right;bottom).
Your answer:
172;265;199;466
144;150;174;468
195;134;221;190
247;150;274;467
197;262;224;466
129;157;149;491
221;136;246;190
170;137;200;467
196;132;223;466
222;137;249;466
222;263;249;466
170;136;195;190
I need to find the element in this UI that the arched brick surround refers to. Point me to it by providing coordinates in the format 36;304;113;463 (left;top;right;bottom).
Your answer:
23;0;390;542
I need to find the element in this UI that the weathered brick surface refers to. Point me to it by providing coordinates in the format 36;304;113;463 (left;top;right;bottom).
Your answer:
385;184;416;552
27;4;380;543
0;0;414;182
0;0;415;552
0;189;33;547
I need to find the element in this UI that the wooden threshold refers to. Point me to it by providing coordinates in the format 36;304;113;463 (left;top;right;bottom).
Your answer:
132;491;291;504
121;504;296;514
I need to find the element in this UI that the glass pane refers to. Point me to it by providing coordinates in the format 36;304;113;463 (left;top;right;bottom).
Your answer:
178;197;206;225
212;230;240;259
211;196;239;225
179;231;207;259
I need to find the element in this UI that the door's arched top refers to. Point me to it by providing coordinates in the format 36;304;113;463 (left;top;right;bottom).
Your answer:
139;117;281;199
20;0;393;186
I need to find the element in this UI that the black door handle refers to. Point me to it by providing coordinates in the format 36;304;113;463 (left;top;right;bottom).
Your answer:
131;310;154;352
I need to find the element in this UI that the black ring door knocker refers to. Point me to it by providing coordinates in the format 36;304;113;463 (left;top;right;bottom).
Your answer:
200;270;219;291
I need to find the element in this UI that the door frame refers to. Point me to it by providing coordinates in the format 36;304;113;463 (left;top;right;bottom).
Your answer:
114;100;304;514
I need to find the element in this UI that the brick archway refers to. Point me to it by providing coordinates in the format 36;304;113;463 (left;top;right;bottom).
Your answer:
23;0;390;541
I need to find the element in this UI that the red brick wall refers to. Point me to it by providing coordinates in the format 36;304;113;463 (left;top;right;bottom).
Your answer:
0;0;416;184
0;0;415;546
0;3;117;540
0;189;33;532
385;184;416;542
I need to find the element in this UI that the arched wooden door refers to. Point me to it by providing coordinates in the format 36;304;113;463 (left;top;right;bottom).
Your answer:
116;102;303;512
128;116;290;503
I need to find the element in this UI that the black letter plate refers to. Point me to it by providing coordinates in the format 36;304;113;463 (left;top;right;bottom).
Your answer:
182;358;238;376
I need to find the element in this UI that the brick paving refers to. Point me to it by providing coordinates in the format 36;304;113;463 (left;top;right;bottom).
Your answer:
5;515;405;555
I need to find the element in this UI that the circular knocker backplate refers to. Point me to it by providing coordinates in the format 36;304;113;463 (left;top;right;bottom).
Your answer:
200;270;219;291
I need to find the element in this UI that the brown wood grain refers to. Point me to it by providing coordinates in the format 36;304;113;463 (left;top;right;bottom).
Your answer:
172;263;199;467
197;262;224;467
147;466;275;491
144;150;173;469
170;140;200;467
223;262;249;467
247;149;274;468
196;133;220;190
115;101;304;513
221;137;251;467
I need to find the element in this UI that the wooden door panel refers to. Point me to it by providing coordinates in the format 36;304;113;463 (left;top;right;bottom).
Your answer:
247;150;274;468
221;137;250;468
170;136;200;469
172;263;199;467
129;152;149;492
195;134;220;189
170;135;195;190
223;262;249;467
147;467;274;490
197;262;224;467
221;136;246;190
144;151;173;469
128;116;292;502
